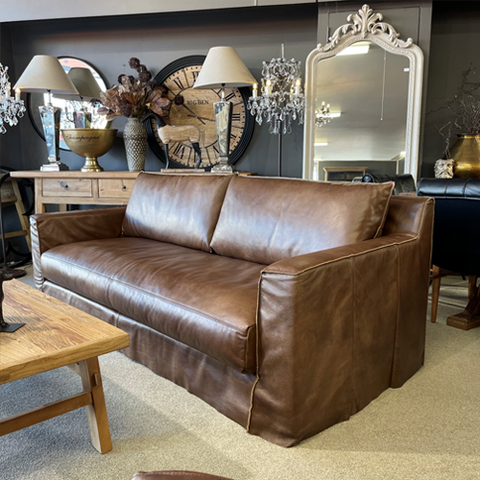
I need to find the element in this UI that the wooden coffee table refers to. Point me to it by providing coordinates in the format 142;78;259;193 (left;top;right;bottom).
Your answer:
0;280;129;453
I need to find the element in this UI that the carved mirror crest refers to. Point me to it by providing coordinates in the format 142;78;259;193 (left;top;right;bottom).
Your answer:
303;4;424;181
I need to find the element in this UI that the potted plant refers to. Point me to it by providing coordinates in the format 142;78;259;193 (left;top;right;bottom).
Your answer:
98;58;170;171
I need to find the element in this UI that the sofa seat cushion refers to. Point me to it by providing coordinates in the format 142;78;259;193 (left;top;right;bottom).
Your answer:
210;176;394;264
41;237;263;373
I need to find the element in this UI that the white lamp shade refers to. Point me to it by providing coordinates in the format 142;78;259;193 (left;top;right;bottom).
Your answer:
194;46;256;89
55;67;102;100
14;55;79;95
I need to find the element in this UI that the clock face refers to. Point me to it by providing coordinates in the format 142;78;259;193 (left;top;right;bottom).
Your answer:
144;55;254;169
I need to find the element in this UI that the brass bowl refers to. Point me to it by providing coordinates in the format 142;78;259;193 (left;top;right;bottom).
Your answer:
61;128;118;172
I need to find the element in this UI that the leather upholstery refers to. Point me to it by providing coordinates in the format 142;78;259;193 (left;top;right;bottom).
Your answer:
249;195;433;446
210;176;394;265
362;173;416;195
30;174;435;448
43;280;256;429
417;177;480;199
123;173;232;252
132;472;233;480
30;207;126;290
41;237;262;373
417;178;480;275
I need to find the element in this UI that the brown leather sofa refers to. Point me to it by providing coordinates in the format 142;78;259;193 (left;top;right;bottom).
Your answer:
30;173;434;447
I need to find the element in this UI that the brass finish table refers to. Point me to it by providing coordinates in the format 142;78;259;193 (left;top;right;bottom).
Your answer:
10;170;141;214
0;280;130;453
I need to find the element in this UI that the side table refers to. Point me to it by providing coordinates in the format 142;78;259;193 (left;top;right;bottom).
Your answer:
10;171;141;214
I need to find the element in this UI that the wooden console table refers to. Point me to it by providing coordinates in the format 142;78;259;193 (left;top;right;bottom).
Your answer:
10;171;141;214
10;171;255;214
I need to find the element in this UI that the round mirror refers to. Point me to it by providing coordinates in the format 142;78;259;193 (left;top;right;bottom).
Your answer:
27;57;109;150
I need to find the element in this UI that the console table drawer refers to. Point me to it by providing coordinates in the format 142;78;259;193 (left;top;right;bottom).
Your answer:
98;179;136;198
42;178;93;197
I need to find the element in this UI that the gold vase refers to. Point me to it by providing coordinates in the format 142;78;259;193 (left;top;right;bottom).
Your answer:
451;134;480;178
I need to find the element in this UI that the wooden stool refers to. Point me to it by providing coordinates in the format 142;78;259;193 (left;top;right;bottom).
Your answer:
0;175;31;251
132;472;234;480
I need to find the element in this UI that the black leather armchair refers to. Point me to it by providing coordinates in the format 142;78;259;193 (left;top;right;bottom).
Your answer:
361;173;416;196
417;178;480;330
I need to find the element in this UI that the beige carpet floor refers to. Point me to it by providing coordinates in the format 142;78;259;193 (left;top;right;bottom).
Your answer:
1;271;480;480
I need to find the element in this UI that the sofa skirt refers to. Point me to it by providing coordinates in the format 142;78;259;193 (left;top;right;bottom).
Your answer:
43;281;256;430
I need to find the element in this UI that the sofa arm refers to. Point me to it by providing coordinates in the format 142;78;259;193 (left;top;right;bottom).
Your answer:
30;207;126;290
249;210;433;447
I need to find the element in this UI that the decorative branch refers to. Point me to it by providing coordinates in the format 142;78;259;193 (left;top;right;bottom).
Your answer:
98;58;170;121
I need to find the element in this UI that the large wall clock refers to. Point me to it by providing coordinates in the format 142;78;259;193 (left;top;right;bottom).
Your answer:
144;55;255;169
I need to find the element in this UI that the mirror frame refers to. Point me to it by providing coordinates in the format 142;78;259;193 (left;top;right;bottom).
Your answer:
303;4;424;181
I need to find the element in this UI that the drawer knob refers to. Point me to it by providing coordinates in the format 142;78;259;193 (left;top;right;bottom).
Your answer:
122;185;127;191
60;182;69;189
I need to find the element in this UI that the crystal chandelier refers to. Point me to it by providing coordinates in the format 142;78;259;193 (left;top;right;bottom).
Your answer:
247;45;305;135
0;63;26;134
315;102;331;128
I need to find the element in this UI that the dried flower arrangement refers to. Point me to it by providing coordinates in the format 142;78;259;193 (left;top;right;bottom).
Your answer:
433;64;480;157
98;58;170;121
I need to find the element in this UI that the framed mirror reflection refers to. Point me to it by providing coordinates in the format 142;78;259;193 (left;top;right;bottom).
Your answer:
303;4;424;182
27;57;109;151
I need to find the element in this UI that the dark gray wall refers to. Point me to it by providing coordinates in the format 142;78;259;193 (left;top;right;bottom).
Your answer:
0;5;317;177
421;1;480;177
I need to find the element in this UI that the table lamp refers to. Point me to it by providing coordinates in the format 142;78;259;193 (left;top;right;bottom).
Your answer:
194;46;256;173
56;67;102;128
14;55;79;171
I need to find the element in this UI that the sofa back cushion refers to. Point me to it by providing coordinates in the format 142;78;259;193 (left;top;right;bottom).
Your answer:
210;176;394;264
123;173;232;252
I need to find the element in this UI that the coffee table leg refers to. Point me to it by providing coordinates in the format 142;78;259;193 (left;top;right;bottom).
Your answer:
78;357;112;453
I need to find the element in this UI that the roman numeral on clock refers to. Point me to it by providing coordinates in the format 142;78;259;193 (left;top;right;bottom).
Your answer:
172;142;186;159
173;78;185;90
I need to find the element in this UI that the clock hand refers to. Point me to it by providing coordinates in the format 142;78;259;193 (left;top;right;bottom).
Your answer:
187;114;215;123
180;104;206;125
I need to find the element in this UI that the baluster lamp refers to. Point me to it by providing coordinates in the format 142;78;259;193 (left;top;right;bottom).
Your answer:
194;46;256;173
14;55;78;171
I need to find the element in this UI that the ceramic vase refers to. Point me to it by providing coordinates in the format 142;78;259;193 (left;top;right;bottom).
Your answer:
124;117;147;171
451;134;480;178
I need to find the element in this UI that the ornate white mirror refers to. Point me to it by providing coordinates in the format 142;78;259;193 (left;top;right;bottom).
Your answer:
303;5;424;181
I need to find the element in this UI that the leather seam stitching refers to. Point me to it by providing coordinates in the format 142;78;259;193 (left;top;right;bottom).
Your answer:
263;236;418;277
247;275;263;433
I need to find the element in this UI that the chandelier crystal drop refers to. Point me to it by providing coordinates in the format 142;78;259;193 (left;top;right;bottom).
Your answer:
247;45;305;135
315;102;331;128
0;63;26;134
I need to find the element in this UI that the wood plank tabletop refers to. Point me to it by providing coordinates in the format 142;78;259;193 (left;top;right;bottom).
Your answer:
10;171;143;179
0;280;129;384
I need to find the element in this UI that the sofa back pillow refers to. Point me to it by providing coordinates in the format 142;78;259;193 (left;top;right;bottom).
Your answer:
123;173;232;252
210;176;394;265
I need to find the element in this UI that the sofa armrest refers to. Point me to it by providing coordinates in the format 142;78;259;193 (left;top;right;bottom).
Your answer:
249;199;434;447
30;207;126;290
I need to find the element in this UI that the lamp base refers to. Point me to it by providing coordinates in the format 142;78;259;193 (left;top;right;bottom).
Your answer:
211;158;233;173
1;267;27;279
0;322;25;333
41;161;69;172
